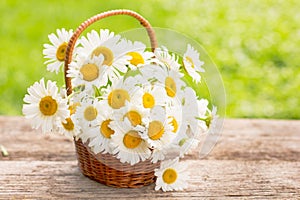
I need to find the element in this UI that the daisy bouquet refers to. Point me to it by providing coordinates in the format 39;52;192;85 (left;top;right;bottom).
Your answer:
22;10;221;191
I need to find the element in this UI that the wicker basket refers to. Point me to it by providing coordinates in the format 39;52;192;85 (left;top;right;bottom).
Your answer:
64;10;159;188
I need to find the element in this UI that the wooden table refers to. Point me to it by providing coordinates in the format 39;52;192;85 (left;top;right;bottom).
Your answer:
0;116;299;199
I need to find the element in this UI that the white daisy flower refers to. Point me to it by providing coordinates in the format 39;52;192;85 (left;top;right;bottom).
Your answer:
151;148;165;163
169;122;200;158
110;119;151;165
206;106;219;134
155;158;189;192
79;29;115;55
112;101;150;127
186;98;210;138
123;40;155;69
141;106;175;149
195;99;210;134
81;100;116;154
154;46;181;73
182;87;208;137
131;82;168;109
22;78;69;133
74;98;101;130
183;44;205;83
56;114;81;139
155;65;185;100
102;76;139;109
43;28;74;73
78;29;131;81
67;54;107;90
166;102;183;135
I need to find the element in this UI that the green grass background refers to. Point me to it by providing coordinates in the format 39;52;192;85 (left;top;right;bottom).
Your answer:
1;0;299;119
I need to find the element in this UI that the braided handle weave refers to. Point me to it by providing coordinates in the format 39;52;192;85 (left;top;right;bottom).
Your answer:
64;9;158;96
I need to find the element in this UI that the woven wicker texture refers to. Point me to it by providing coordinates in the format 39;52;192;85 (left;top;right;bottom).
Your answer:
65;10;159;188
75;139;159;188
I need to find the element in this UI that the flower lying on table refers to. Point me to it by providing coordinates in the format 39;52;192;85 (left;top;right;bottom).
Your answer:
23;28;218;192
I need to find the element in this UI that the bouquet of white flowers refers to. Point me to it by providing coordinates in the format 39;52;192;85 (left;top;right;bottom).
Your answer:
22;10;222;191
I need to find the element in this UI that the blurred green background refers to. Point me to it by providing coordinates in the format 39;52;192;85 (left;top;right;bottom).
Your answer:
1;0;299;118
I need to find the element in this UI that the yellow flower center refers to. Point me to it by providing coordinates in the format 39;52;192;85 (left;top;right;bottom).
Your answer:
165;76;176;97
56;42;68;61
62;117;74;131
123;130;142;149
148;120;164;140
127;52;144;66
185;56;195;68
100;119;114;138
168;116;178;133
69;102;81;115
108;89;130;109
84;106;98;121
92;46;114;66
142;93;155;108
80;63;99;82
162;168;178;184
125;111;142;126
39;96;58;116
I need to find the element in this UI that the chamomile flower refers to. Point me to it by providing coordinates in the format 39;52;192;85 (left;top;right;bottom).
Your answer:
141;106;175;149
156;65;185;100
154;46;181;72
102;76;139;109
131;83;167;109
183;44;205;83
79;29;116;56
74;98;101;130
193;99;210;135
67;54;107;90
81;101;115;154
166;103;183;135
155;158;189;192
56;114;81;139
206;106;219;134
79;29;131;79
43;28;74;73
151;148;166;163
182;87;208;136
160;116;188;159
124;40;155;69
112;101;150;127
110;119;151;165
182;98;210;138
22;78;69;133
171;124;200;158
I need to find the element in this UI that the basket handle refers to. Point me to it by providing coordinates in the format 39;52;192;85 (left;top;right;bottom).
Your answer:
64;9;158;96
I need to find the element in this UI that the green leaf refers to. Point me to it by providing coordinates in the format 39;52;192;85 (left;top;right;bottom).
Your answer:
123;69;141;80
93;85;102;97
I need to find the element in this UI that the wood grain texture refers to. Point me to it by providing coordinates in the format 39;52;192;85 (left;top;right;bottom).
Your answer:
0;116;299;199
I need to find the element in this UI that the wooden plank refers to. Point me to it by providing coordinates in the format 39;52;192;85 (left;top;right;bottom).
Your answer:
0;116;300;199
1;117;299;162
206;119;300;162
0;117;75;161
0;160;299;199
